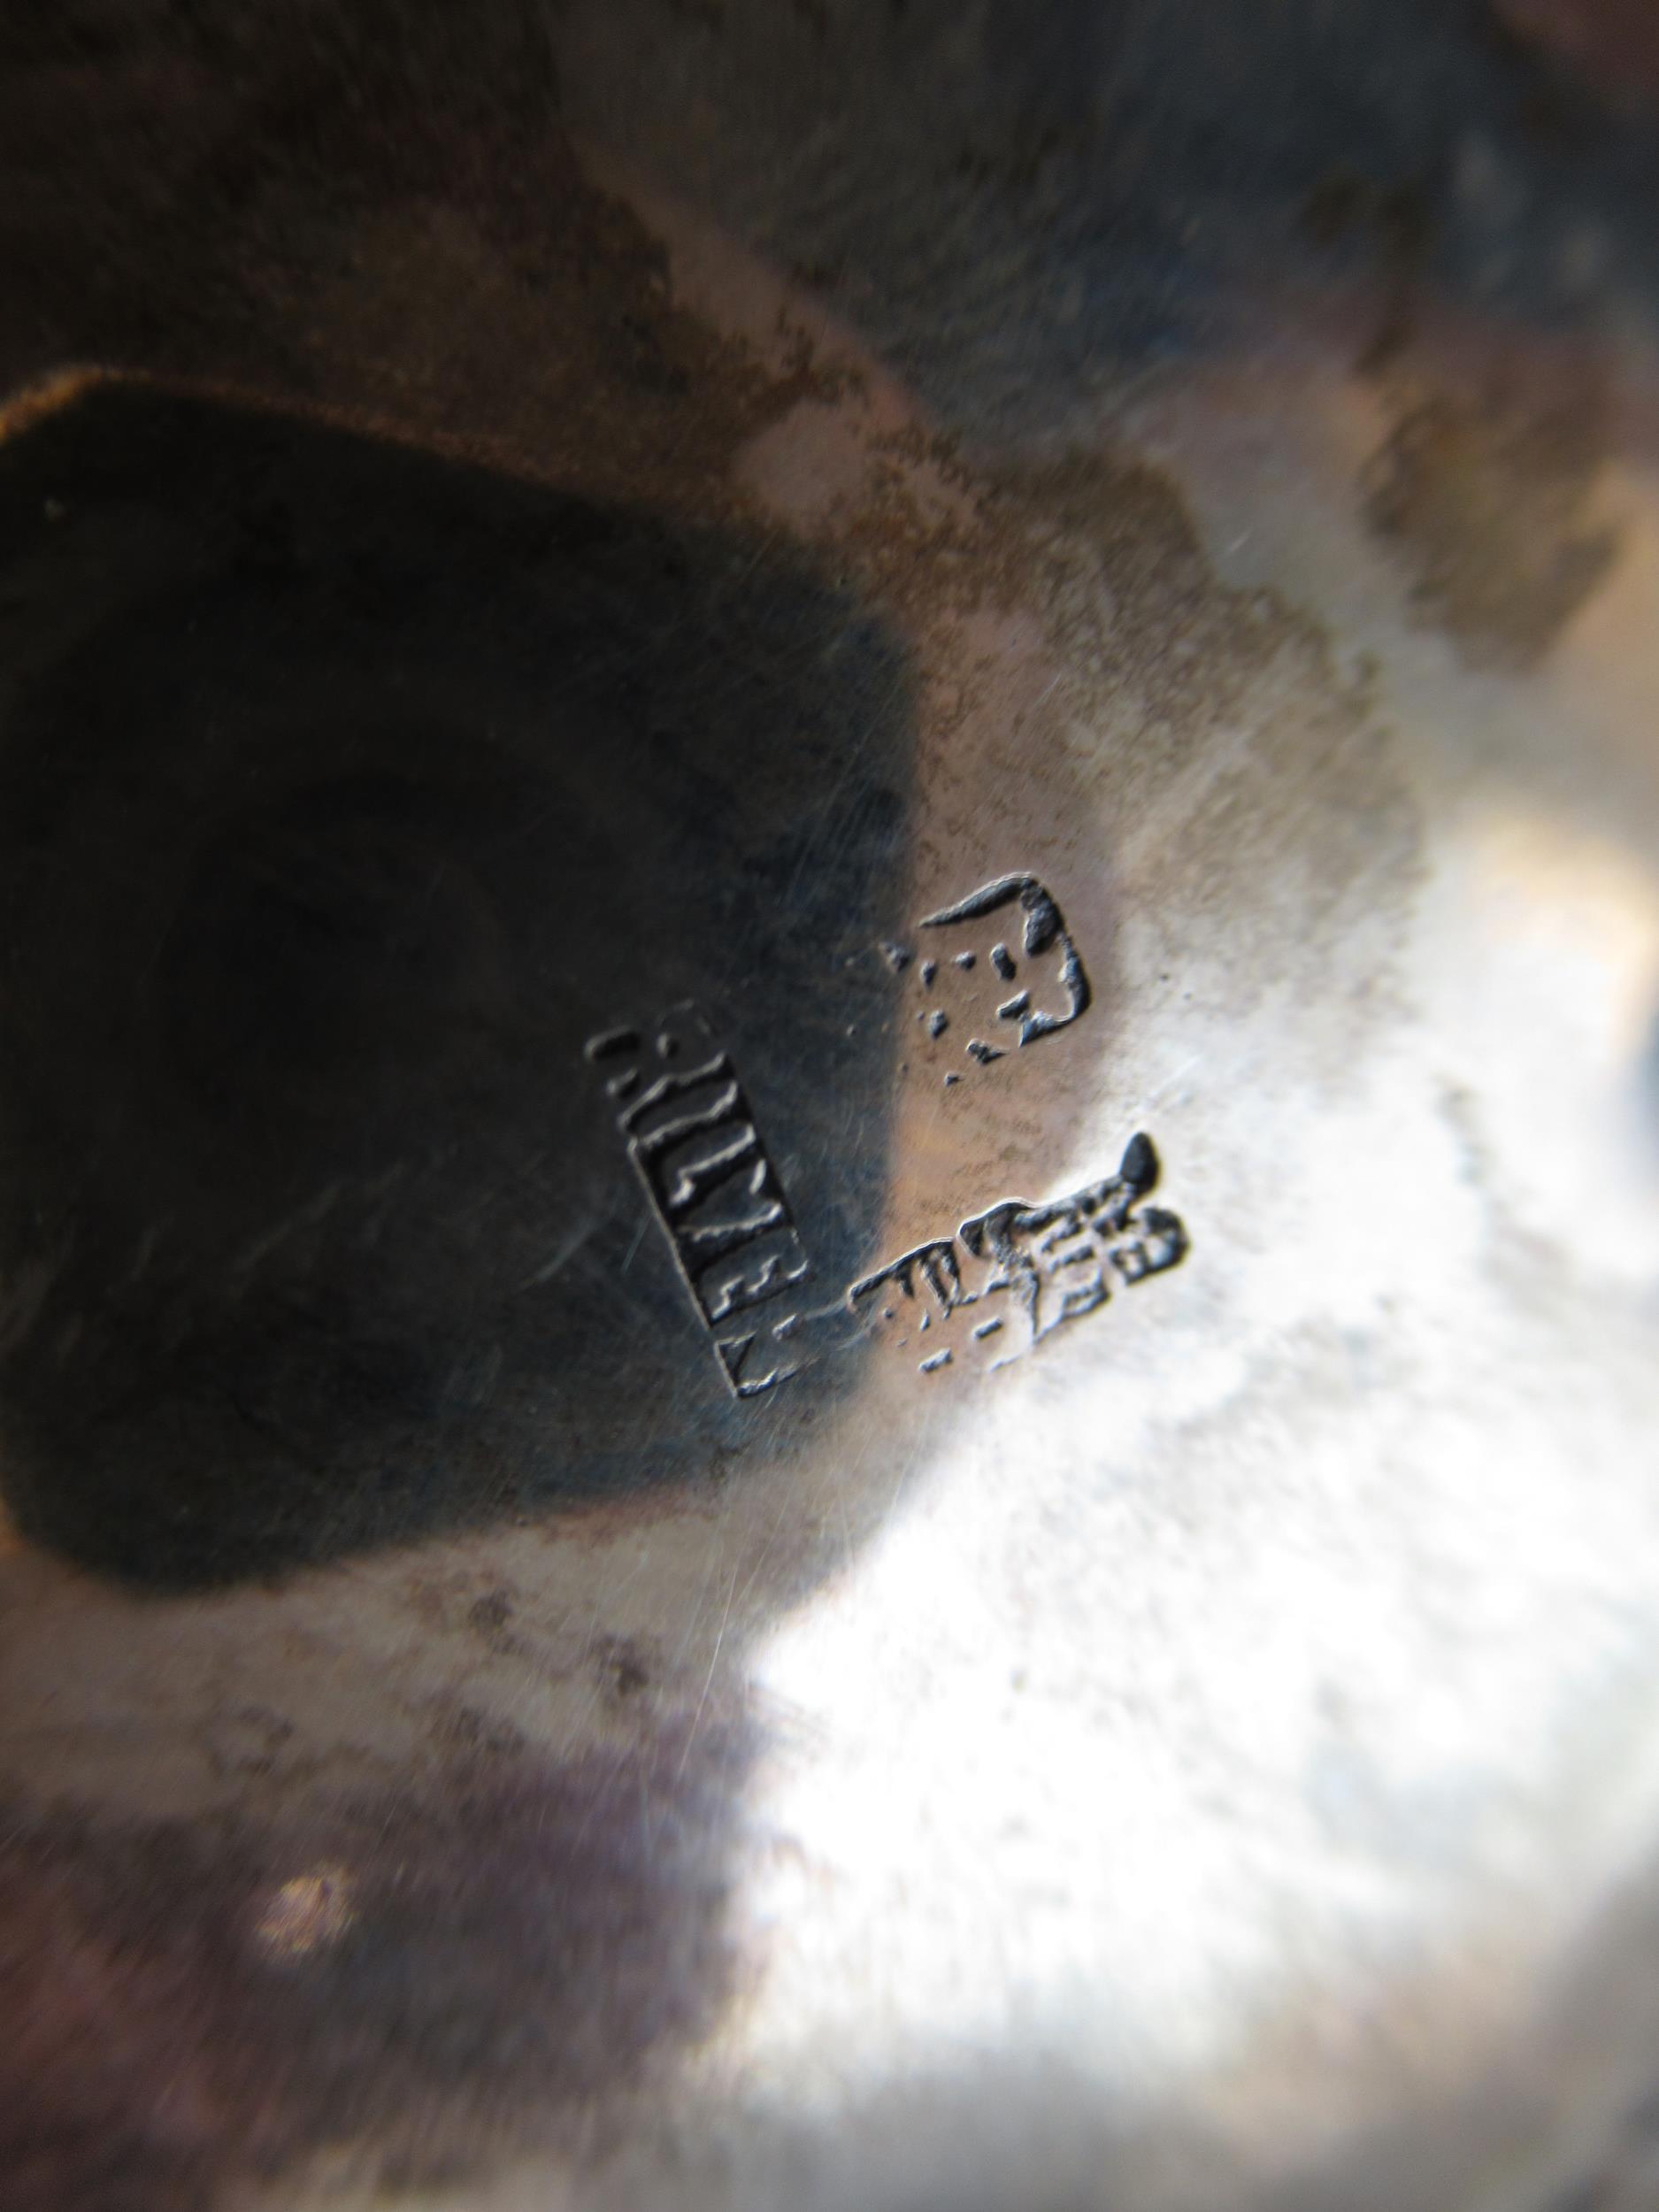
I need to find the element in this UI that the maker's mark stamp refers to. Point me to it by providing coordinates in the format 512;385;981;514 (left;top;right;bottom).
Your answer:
883;873;1091;1087
848;1133;1186;1378
586;1005;813;1400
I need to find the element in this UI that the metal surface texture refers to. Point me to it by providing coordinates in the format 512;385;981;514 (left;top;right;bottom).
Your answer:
1;4;1658;2208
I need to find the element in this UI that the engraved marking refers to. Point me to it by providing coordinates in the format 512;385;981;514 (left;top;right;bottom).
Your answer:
583;1026;646;1101
585;1027;639;1059
848;1133;1186;1376
588;1004;814;1400
702;1242;810;1325
881;873;1092;1086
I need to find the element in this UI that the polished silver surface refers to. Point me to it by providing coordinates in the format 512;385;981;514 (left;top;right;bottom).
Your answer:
1;5;1658;2208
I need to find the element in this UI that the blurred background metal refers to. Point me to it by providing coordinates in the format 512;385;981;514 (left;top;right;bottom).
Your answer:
2;5;1658;2209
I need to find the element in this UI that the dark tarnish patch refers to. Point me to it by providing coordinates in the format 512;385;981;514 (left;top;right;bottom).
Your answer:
1363;365;1620;668
549;0;1659;457
595;1634;660;1705
0;0;821;516
0;385;913;1589
0;1724;745;2212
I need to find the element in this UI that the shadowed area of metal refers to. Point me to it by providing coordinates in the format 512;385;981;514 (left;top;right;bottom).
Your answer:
0;384;911;1586
0;1723;748;2211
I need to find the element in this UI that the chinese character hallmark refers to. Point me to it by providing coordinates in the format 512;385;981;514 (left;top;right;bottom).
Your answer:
847;1133;1187;1378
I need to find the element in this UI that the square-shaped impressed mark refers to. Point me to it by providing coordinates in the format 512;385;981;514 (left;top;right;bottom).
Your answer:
884;873;1090;1087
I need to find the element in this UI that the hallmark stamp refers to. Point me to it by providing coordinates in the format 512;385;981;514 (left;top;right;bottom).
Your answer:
883;873;1091;1087
848;1133;1187;1377
586;1005;813;1400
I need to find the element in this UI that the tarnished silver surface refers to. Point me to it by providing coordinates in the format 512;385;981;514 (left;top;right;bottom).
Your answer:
1;5;1658;2208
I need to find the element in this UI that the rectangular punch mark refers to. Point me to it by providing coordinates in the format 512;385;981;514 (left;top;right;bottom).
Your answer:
588;1003;815;1401
882;873;1093;1087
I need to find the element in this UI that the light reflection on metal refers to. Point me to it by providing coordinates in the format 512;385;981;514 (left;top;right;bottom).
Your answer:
252;1867;354;1962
